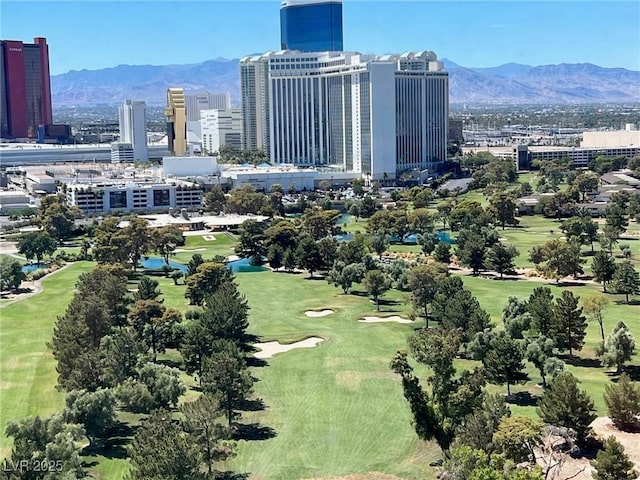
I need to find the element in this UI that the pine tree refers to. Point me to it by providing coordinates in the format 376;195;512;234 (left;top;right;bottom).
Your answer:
612;260;640;303
486;242;519;279
128;409;202;480
601;321;636;374
591;251;616;292
603;373;640;431
552;290;587;357
483;331;528;396
592;436;638;480
527;287;554;337
537;372;596;444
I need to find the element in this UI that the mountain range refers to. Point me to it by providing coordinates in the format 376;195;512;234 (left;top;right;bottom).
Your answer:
51;58;640;106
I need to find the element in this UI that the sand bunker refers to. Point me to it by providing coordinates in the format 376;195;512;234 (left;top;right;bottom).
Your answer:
359;316;413;324
254;337;325;359
173;247;207;253
305;309;334;317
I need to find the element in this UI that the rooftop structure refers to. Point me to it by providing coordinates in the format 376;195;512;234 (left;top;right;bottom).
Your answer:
280;0;343;52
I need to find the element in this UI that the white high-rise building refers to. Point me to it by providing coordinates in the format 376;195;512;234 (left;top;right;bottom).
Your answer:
185;92;232;121
240;50;448;179
201;108;243;155
118;100;148;161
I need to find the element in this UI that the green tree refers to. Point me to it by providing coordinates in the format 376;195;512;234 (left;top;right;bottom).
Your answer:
363;269;391;311
128;300;182;361
185;261;233;305
601;321;636;374
583;293;609;343
493;416;543;463
99;328;144;387
455;393;511;453
64;388;117;448
4;413;85;479
128;409;202;480
124;216;152;270
300;208;341;240
431;276;492;343
612;260;640;303
537;372;596;444
391;328;485;455
134;276;162;302
295;235;323;278
0;257;26;291
367;234;389;260
456;230;487;274
592;436;638;480
202;341;255;427
552;291;587;357
603;373;640;432
118;362;185;412
235;219;266;264
604;202;629;238
433;242;452;264
187;253;205;276
92;217;131;265
283;247;297;272
486;242;519;279
408;263;448;327
38;194;80;242
526;336;564;388
483;331;528;396
488;192;518;229
528;287;554;337
204;185;227;213
151;225;183;265
49;294;112;391
592;251;616;293
181;394;235;476
18;231;57;264
326;261;364;294
572;172;600;201
267;243;284;270
225;185;266;214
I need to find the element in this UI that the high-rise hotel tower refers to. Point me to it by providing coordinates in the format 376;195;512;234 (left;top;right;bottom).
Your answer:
0;37;52;139
280;0;343;52
240;50;448;179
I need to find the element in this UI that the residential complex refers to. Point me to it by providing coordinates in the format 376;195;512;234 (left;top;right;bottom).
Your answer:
280;0;343;52
185;92;231;121
240;50;448;179
0;37;52;139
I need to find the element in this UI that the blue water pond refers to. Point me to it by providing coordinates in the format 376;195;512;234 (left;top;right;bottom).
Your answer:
141;256;267;274
22;262;48;273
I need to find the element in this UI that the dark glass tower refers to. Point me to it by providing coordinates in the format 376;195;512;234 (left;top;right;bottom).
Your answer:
280;0;343;52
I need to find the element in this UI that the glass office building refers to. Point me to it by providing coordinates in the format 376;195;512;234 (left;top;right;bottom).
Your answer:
280;0;343;52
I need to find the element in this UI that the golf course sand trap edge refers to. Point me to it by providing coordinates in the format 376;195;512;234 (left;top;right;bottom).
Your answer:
359;316;413;324
305;309;334;317
254;337;325;358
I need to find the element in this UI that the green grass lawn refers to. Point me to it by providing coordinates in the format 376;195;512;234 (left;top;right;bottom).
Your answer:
1;205;639;479
0;262;95;459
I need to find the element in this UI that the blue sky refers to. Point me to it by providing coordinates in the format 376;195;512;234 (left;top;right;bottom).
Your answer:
1;1;639;75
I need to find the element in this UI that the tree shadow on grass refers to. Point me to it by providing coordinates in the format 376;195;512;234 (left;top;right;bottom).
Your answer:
156;358;183;369
238;397;267;411
620;364;640;381
505;391;540;407
246;356;268;368
214;471;250;480
231;422;277;441
614;299;640;306
81;423;138;463
561;355;602;369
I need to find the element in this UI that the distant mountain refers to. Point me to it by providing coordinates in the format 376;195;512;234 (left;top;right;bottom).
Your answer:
51;58;640;106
